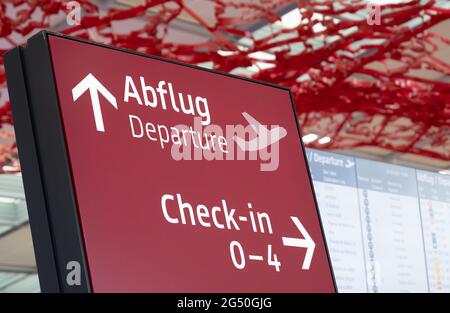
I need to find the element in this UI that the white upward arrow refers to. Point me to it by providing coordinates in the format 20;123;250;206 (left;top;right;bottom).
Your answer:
72;73;118;132
282;216;316;270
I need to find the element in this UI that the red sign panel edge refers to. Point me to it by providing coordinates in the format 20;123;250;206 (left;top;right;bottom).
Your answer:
4;31;336;293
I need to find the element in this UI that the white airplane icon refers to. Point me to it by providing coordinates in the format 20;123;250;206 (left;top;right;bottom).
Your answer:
234;112;287;152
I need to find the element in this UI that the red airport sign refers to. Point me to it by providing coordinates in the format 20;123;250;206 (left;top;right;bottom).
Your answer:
5;32;335;292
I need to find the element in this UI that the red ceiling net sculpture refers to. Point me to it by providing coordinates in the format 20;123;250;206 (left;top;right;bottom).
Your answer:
0;0;449;172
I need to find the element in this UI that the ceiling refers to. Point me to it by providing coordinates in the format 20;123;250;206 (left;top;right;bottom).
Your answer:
116;0;449;173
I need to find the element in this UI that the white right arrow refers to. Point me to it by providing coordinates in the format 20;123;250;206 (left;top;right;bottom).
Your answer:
72;73;118;132
345;160;355;168
282;216;316;270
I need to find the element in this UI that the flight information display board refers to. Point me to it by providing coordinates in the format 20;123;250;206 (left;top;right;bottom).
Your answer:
307;148;450;293
356;159;428;293
307;150;366;293
417;171;450;292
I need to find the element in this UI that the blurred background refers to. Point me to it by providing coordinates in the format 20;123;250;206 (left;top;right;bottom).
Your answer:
0;0;448;292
